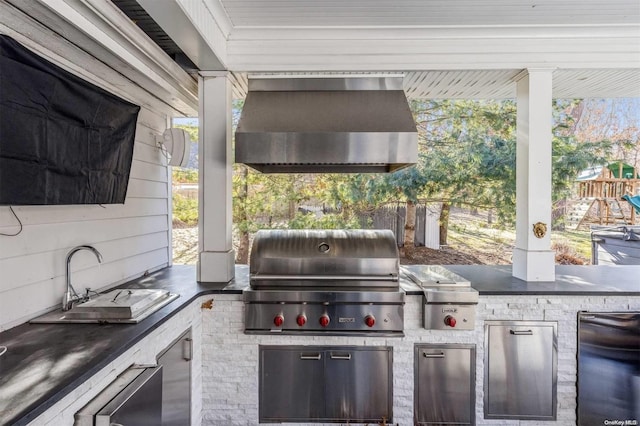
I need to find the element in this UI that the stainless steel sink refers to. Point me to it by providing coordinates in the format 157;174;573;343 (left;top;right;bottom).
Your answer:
30;289;179;324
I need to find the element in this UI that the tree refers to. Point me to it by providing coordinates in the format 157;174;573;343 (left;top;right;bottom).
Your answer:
552;99;612;201
378;166;429;252
228;96;618;263
396;98;611;247
571;98;639;174
408;99;518;242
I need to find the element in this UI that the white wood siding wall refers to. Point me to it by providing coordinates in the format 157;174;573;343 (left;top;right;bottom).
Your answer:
0;9;178;331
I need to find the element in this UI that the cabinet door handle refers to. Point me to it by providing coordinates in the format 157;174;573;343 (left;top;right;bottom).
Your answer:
300;353;322;360
330;353;352;360
510;329;533;335
423;352;445;358
182;338;193;361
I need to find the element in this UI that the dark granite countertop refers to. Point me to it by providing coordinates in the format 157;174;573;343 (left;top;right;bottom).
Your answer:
0;265;245;426
1;263;638;425
400;264;640;295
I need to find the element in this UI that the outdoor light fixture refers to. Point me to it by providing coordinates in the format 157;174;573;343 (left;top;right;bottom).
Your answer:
156;128;192;167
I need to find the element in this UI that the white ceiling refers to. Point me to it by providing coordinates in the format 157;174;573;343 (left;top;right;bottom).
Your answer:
405;69;640;99
230;69;640;99
219;0;639;27
168;0;640;99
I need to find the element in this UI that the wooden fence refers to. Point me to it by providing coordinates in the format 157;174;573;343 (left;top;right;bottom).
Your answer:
356;204;442;249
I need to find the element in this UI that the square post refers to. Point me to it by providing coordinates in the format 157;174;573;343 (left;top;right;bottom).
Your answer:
197;72;235;282
512;69;556;282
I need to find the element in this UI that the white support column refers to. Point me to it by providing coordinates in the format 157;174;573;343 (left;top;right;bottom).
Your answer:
197;71;235;282
512;69;556;282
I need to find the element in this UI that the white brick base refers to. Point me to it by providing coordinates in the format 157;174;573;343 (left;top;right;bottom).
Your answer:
31;293;638;426
201;294;639;426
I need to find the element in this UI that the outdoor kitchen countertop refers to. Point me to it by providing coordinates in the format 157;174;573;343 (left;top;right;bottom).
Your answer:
0;265;244;426
1;263;639;425
400;264;640;295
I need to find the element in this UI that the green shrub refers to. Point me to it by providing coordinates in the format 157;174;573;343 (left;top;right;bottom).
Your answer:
288;212;361;230
173;193;198;226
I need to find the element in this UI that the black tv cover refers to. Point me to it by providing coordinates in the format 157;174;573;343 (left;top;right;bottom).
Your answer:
0;35;140;205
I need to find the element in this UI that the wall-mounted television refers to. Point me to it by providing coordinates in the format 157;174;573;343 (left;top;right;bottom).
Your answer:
0;35;140;205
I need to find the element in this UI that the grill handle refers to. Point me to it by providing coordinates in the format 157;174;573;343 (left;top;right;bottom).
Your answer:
251;274;398;282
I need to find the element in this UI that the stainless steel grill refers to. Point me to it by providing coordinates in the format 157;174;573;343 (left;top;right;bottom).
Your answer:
243;229;405;336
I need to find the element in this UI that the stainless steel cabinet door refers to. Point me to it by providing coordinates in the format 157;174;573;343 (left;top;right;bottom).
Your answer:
260;347;325;422
415;344;475;425
484;321;557;420
324;347;392;423
157;329;192;426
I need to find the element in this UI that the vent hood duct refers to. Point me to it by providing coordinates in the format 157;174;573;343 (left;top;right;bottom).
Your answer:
234;77;418;173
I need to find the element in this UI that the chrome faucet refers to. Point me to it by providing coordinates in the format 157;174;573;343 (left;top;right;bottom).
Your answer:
63;245;103;311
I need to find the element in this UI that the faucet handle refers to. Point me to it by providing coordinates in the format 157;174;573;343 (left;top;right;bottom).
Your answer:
82;288;99;302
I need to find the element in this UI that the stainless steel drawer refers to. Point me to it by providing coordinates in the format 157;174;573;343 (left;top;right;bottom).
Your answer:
75;365;163;426
484;321;557;420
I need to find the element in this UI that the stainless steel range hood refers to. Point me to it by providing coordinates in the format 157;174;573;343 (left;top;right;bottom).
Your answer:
234;76;418;173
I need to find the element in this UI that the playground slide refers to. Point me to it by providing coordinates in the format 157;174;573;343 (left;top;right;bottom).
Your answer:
622;194;640;214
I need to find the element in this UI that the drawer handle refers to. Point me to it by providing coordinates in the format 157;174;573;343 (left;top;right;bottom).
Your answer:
510;329;533;335
330;353;352;360
182;338;193;361
300;353;322;360
423;352;445;358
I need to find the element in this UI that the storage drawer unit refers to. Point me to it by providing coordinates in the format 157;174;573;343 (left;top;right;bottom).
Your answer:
259;346;393;423
75;365;163;426
414;344;476;425
484;321;557;420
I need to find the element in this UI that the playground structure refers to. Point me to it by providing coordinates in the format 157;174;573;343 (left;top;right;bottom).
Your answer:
566;162;640;230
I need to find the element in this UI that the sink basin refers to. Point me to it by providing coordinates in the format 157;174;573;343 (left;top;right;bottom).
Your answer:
30;289;179;324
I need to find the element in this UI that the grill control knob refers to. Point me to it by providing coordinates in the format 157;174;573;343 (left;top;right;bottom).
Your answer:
444;315;457;327
296;314;307;326
319;315;330;327
364;315;376;327
273;314;284;327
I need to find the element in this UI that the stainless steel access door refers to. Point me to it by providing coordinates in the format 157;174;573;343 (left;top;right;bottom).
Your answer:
484;321;557;420
324;347;393;423
259;346;392;423
157;329;192;426
260;348;325;422
415;344;476;425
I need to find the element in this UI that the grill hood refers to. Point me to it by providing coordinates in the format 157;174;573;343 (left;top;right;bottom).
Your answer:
234;77;418;173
